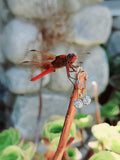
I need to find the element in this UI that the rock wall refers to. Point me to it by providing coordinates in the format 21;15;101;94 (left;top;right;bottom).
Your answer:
0;0;113;138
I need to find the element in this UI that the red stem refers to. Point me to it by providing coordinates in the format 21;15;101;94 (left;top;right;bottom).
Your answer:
52;70;86;160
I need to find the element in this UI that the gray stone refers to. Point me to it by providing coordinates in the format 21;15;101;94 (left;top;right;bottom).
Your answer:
49;67;74;93
64;0;82;14
83;46;109;97
7;0;103;19
12;92;69;138
7;0;64;19
5;67;49;94
113;16;120;29
67;6;112;45
0;38;6;64
3;91;16;107
2;19;42;64
0;0;11;30
0;21;3;34
64;0;103;14
107;31;120;56
37;142;48;153
0;65;7;87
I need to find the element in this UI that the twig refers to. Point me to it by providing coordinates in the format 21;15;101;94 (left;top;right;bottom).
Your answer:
92;81;101;124
34;78;43;146
80;128;89;151
62;151;69;160
52;67;86;160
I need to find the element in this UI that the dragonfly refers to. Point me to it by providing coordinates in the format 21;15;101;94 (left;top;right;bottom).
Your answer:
22;50;78;83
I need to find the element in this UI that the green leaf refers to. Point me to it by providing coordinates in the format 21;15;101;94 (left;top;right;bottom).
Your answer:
92;123;120;153
74;113;93;128
34;153;45;160
89;151;115;160
92;123;110;141
111;91;120;105
0;146;24;160
43;119;64;141
42;116;76;150
101;102;119;119
0;128;20;153
67;148;76;160
110;152;120;160
88;141;102;153
21;142;36;159
67;148;82;160
117;121;120;127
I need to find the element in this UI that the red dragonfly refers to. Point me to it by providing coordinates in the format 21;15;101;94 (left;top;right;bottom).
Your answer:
22;50;78;82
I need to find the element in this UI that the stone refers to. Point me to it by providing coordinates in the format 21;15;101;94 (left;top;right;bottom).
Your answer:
113;16;120;30
83;46;109;97
7;0;64;19
0;50;5;64
5;67;49;94
0;65;7;87
49;68;74;93
2;19;42;64
107;31;120;57
0;0;11;32
64;0;103;14
0;35;6;64
64;0;82;14
3;91;16;108
12;92;69;138
67;6;112;45
37;142;48;153
0;21;3;34
0;65;7;106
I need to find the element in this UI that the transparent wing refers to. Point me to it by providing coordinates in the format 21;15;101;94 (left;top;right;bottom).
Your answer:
59;43;92;65
21;50;56;67
74;45;92;65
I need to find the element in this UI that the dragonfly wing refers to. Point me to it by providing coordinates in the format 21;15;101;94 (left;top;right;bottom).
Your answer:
22;61;52;70
40;51;56;61
23;50;56;63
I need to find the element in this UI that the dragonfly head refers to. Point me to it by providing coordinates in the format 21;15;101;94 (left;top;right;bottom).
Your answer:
67;53;77;63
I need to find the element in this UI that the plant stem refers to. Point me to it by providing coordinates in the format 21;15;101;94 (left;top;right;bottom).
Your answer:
62;151;69;160
53;68;86;160
92;81;101;124
80;129;89;151
52;86;77;160
35;78;43;146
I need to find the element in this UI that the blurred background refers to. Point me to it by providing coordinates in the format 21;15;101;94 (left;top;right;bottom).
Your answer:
0;0;120;143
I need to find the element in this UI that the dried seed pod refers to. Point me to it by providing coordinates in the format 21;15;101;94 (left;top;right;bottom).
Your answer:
74;99;83;108
82;95;91;105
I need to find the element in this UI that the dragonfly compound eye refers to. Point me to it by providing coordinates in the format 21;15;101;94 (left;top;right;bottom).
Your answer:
67;53;77;63
68;53;75;57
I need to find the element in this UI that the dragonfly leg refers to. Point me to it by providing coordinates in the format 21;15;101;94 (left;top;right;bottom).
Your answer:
68;64;80;78
66;66;76;85
68;76;74;85
69;70;76;73
69;64;79;73
71;64;79;68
